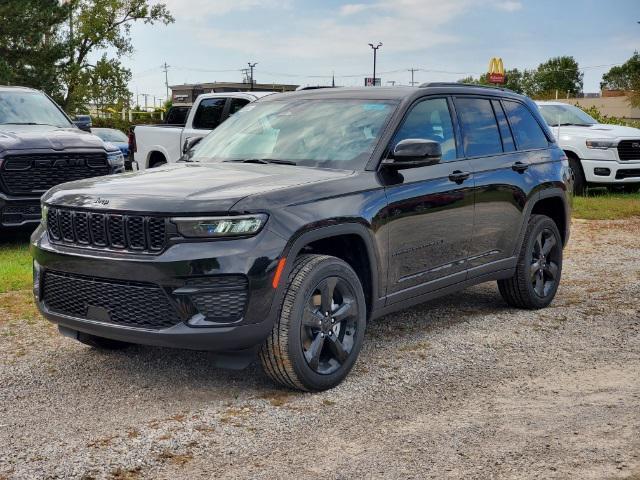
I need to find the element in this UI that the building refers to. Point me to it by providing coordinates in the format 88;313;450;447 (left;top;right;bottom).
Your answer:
170;81;299;106
556;92;640;120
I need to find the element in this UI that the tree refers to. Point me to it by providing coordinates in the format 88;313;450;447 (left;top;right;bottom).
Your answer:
0;0;67;99
534;56;583;98
60;0;174;111
78;55;132;115
601;52;640;107
457;68;537;96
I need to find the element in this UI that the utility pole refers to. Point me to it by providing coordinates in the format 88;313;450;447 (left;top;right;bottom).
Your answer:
368;42;382;86
248;62;257;91
408;68;419;86
387;80;396;86
161;62;170;101
140;93;150;111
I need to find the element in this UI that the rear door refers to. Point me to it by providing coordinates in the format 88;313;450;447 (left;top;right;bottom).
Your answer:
454;96;550;272
383;97;475;302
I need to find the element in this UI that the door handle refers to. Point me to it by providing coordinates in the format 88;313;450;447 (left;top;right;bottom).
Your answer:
448;170;471;184
512;161;529;173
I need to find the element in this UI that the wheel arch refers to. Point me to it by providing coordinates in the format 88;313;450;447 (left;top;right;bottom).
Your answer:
514;189;570;256
147;150;168;168
281;223;382;320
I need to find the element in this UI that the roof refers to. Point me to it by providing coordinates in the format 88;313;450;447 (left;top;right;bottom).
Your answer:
535;101;570;106
0;85;40;93
259;84;527;103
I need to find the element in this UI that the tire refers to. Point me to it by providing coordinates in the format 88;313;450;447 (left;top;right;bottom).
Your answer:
76;332;130;350
568;156;587;195
260;254;367;391
498;214;563;310
149;154;167;168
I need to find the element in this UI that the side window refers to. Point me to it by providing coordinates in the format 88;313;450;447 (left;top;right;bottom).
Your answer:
192;98;226;129
491;100;515;152
228;98;250;115
391;98;457;161
502;100;549;150
454;97;503;157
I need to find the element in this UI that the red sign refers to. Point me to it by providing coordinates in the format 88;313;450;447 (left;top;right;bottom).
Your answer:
489;73;505;84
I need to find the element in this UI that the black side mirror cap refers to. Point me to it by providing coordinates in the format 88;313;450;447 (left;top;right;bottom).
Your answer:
382;138;442;170
183;136;203;154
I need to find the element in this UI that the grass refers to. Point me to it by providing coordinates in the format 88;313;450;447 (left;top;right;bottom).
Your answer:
0;240;32;293
573;190;640;220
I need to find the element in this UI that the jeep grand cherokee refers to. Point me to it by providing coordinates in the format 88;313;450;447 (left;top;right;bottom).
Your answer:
32;84;572;391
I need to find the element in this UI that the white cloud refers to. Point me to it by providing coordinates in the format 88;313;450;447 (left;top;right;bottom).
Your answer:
339;3;370;15
493;1;523;12
161;0;291;19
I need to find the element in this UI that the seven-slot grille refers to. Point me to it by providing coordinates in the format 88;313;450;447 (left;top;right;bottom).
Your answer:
42;271;181;330
617;140;640;161
0;152;109;195
47;207;167;253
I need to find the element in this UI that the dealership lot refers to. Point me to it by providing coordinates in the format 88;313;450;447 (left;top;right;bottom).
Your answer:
0;218;638;479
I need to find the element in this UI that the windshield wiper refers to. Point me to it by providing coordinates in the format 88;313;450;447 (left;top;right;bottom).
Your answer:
224;158;297;165
555;122;593;127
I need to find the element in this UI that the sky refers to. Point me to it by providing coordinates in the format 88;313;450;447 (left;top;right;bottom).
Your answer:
122;0;640;104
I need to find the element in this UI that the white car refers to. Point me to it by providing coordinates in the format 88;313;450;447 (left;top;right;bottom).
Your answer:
132;91;276;170
536;101;640;194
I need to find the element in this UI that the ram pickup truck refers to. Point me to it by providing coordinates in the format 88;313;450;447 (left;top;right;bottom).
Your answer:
132;91;275;169
536;101;640;194
0;86;125;228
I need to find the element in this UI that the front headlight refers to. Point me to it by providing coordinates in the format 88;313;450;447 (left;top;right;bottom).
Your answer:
586;139;616;149
41;203;48;227
107;150;125;167
171;214;268;238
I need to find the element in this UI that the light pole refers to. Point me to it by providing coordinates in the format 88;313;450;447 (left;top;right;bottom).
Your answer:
368;42;382;86
248;62;257;91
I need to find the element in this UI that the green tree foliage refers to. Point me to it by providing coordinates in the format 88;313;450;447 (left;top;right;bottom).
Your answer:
61;0;174;112
601;52;640;107
534;56;583;98
0;0;67;99
458;68;537;96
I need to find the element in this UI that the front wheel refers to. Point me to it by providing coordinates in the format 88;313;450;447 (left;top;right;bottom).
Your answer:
568;156;587;196
498;214;563;309
260;254;367;391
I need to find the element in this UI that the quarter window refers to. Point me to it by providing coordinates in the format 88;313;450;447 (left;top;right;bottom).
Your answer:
192;98;226;130
228;98;250;115
454;97;503;157
503;100;549;150
391;98;457;161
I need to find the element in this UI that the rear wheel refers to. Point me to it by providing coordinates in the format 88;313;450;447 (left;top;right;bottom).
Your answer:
260;254;366;391
149;153;167;168
77;333;130;350
498;214;563;309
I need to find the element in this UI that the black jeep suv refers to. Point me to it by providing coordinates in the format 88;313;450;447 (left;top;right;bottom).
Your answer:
32;84;572;391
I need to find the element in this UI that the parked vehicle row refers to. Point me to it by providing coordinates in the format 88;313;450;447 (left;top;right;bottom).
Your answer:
33;84;572;391
0;86;125;228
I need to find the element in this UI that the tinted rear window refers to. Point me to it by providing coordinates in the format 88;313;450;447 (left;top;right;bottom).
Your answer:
503;101;549;150
454;97;503;157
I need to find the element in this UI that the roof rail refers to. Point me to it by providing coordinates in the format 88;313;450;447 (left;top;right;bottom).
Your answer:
419;82;514;92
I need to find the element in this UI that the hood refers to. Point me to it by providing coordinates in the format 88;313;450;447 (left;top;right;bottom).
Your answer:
554;122;640;140
0;125;108;152
43;162;354;214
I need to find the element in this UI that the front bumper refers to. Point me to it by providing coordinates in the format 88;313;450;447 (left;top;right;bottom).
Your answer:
581;159;640;183
31;225;287;352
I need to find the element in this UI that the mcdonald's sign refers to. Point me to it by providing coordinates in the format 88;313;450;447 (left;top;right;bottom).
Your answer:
488;57;505;84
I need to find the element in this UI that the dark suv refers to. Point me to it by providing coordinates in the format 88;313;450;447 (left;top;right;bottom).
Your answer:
32;84;572;391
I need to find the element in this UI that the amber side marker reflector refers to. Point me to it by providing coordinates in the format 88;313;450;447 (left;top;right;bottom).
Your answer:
272;257;287;289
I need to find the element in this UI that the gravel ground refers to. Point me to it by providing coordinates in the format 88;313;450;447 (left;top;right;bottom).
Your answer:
1;218;639;480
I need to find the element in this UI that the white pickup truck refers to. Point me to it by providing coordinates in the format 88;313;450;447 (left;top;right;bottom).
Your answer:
132;91;275;170
536;101;640;194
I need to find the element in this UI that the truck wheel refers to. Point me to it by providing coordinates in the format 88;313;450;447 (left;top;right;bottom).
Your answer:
77;332;130;350
260;254;366;391
568;156;587;195
149;153;167;168
498;214;563;310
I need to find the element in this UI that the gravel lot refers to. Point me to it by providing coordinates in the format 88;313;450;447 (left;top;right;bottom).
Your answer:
1;218;639;480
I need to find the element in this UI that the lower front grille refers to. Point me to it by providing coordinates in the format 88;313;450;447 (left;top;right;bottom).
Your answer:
184;276;249;322
615;169;640;179
42;271;182;330
1;202;41;224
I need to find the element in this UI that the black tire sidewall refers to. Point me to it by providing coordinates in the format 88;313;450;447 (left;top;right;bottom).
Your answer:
286;259;366;391
568;157;586;195
521;217;563;309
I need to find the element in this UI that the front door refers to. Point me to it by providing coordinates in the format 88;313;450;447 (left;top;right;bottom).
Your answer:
382;97;474;302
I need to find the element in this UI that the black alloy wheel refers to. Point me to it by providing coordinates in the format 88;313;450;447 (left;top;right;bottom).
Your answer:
301;276;358;375
530;228;561;298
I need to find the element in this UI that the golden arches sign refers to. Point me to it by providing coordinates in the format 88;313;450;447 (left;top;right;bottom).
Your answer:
488;57;505;84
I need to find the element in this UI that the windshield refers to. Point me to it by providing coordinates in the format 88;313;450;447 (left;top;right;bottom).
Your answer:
93;128;128;143
0;90;72;128
193;99;398;169
538;104;597;127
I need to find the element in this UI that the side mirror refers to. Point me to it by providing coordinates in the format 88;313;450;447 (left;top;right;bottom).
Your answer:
382;139;442;170
182;136;202;154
